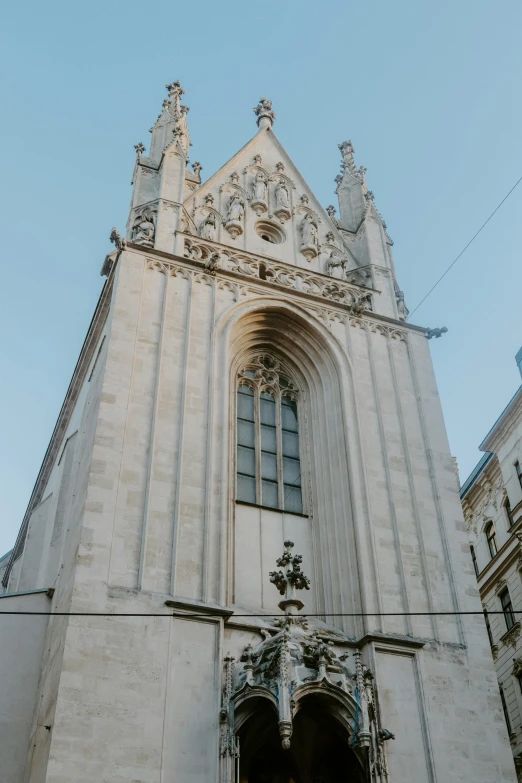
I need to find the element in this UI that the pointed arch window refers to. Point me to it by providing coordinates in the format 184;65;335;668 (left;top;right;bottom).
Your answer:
485;521;498;559
236;355;303;514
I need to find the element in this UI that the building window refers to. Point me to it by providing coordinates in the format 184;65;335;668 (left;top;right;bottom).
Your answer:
485;522;498;559
517;674;522;695
236;355;302;514
500;686;512;735
516;461;522;490
500;587;516;631
505;497;515;527
470;545;479;578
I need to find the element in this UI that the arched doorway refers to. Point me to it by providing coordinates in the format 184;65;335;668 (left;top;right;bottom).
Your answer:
239;695;366;783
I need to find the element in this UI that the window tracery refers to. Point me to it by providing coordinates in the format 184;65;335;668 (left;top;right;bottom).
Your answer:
236;354;303;514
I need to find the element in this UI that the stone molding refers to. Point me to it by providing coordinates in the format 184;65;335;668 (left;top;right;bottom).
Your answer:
142;253;410;340
183;234;374;313
500;621;521;649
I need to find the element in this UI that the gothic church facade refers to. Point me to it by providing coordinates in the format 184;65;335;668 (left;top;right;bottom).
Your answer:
0;83;516;783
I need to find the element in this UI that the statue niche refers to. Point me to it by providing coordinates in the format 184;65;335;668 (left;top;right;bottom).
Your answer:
225;192;245;239
273;178;291;222
251;172;268;215
131;210;155;247
299;213;320;260
199;211;218;241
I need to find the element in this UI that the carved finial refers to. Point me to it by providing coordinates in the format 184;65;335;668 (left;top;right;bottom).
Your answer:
230;171;240;184
166;80;185;98
192;161;203;178
134;142;145;159
338;140;357;175
109;227;126;251
275;161;285;173
162;98;170;109
339;140;354;156
364;190;375;203
326;205;336;218
300;194;309;206
204;193;214;206
165;80;186;122
253;154;262;165
326;231;335;243
254;97;276;129
334;174;343;186
269;541;310;616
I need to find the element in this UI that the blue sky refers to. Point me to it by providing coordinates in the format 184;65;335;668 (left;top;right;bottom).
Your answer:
0;0;521;554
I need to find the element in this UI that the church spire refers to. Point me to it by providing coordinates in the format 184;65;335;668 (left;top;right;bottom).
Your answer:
148;80;191;162
336;140;365;232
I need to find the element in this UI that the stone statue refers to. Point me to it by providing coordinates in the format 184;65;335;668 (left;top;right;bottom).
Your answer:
199;212;217;241
132;212;155;245
396;290;409;321
275;179;290;210
227;193;244;222
252;172;267;202
301;214;319;248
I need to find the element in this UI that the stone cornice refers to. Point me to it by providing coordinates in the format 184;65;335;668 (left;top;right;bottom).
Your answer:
480;386;522;452
2;265;116;588
124;241;428;336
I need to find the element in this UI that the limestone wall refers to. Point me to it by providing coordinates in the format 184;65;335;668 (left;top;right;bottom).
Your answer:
9;242;517;782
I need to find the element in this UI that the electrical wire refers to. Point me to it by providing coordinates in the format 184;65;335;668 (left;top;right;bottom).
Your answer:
0;610;518;617
408;174;522;318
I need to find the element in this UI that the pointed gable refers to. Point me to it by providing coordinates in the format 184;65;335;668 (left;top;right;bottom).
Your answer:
183;126;356;274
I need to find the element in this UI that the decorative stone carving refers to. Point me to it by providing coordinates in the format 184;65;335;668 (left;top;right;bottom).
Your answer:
300;213;320;259
324;252;347;278
192;161;203;178
219;540;392;772
501;621;521;649
253;154;262;165
131;211;155;246
199;212;218;241
492;644;499;660
251;171;268;214
225;193;245;239
134;142;145;158
205;252;221;274
338;140;357;175
183;236;373;312
425;326;448;339
326;231;335;243
300;194;309;206
396;290;409;321
274;178;291;221
326;205;336;218
204;193;215;206
513;657;522;677
109;227;126;251
230;171;239;184
253;97;276;129
269;540;311;605
275;161;285;173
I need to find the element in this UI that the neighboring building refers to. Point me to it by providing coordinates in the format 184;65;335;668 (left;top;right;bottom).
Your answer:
461;355;522;780
0;82;516;783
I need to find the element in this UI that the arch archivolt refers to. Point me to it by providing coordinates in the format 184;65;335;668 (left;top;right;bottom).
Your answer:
210;297;371;637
